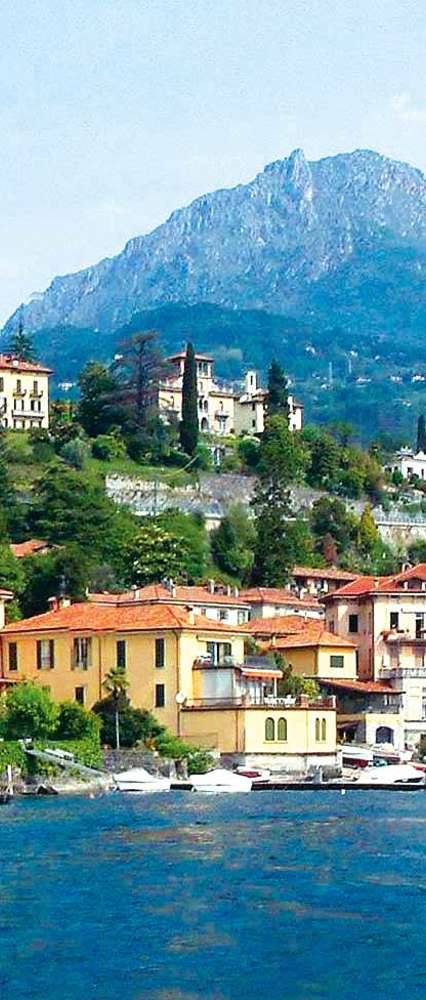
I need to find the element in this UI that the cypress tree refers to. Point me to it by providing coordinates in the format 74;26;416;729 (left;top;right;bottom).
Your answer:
417;414;426;453
180;342;199;456
267;359;289;421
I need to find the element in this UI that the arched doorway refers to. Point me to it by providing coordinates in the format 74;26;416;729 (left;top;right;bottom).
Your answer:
375;726;394;744
201;417;209;432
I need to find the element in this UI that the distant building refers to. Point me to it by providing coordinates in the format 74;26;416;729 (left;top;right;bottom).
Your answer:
290;565;358;598
89;580;251;626
0;355;52;430
388;448;426;481
239;587;323;620
10;539;58;559
158;352;303;436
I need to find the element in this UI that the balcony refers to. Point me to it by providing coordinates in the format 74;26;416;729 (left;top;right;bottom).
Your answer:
193;655;276;671
13;387;27;397
184;694;336;710
30;389;44;398
380;665;426;680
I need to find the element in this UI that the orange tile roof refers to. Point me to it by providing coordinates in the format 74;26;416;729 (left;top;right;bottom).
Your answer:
239;587;321;609
11;539;55;559
243;615;320;636
88;584;249;607
292;565;358;582
327;564;426;599
273;629;356;650
319;678;395;694
0;353;52;374
2;602;250;635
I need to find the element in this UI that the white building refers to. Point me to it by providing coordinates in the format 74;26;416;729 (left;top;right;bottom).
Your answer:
389;448;426;481
158;352;303;437
0;355;52;430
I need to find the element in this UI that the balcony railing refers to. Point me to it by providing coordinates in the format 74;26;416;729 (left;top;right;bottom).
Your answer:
193;655;277;670
184;694;336;710
13;388;27;397
381;665;426;679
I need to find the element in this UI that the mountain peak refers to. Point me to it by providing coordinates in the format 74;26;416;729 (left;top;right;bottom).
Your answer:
3;148;425;336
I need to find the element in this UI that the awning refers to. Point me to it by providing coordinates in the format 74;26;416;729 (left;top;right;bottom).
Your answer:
239;668;283;679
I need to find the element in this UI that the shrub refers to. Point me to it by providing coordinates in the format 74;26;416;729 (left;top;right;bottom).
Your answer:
61;438;91;470
4;682;58;740
92;696;164;748
56;702;100;740
92;434;127;461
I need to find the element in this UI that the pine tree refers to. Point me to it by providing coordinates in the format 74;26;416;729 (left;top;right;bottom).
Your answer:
180;342;199;456
417;414;426;453
9;318;36;362
113;330;163;429
267;359;289;421
358;504;378;553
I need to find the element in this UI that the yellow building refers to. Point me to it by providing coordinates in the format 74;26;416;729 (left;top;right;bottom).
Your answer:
324;564;426;747
0;354;52;430
158;352;303;438
1;599;338;769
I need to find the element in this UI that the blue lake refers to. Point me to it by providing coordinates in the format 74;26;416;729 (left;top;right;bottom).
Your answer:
1;790;425;1000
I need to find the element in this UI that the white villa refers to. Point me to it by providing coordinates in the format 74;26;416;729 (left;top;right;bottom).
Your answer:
158;352;303;437
0;355;52;430
389;448;426;481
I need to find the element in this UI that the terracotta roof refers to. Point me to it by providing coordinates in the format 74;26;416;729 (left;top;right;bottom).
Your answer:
0;353;52;374
2;602;250;635
11;539;55;559
273;629;356;650
239;587;321;609
88;584;249;608
326;563;426;599
243;615;320;636
319;678;395;695
292;565;358;582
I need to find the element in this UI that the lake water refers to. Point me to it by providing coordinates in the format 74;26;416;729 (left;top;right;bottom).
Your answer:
1;790;425;1000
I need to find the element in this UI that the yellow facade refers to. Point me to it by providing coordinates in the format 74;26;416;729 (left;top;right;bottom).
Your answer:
181;704;336;755
0;359;51;431
282;643;357;680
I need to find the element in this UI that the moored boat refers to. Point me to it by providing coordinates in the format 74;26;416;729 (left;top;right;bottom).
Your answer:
191;768;252;793
341;745;373;769
355;763;424;785
113;767;171;793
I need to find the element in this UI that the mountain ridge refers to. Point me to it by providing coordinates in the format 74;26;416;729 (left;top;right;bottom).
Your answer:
3;147;426;336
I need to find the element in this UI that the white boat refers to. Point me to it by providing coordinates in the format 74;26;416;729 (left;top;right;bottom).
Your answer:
113;767;171;793
355;763;424;785
191;768;252;793
372;743;413;764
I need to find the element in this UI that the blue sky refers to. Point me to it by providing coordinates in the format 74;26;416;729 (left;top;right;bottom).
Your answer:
1;0;425;323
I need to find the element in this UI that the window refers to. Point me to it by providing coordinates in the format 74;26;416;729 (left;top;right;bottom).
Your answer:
422;690;426;720
348;614;359;634
277;717;287;741
37;639;55;670
116;639;126;669
206;641;232;665
8;642;18;672
219;610;228;622
315;717;320;741
416;614;424;639
265;717;275;741
33;380;38;394
328;619;335;633
0;378;3;391
155;638;165;668
390;611;399;630
237;611;247;625
16;379;21;393
321;718;327;741
252;419;256;429
75;686;86;705
330;655;344;669
73;637;91;669
155;683;165;708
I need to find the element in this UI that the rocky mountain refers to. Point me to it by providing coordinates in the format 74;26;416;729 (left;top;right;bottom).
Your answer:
4;148;426;336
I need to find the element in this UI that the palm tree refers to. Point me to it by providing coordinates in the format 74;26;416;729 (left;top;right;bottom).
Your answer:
103;665;129;749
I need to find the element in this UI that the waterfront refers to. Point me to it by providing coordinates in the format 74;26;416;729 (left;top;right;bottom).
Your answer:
1;791;425;1000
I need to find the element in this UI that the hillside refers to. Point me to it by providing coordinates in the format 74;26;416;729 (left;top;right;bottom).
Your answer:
3;147;426;440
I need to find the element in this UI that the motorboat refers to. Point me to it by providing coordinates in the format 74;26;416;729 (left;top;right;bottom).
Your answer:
372;744;413;765
341;745;373;769
355;763;425;785
191;768;252;793
113;767;171;793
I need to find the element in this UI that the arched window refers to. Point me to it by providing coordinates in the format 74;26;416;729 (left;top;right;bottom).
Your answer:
321;718;327;742
315;717;320;741
277;717;287;741
265;717;275;741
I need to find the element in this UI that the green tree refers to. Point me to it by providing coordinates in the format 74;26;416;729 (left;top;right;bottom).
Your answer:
113;329;164;430
93;696;164;748
126;519;193;586
211;503;256;580
180;342;199;456
303;427;340;489
310;496;357;561
358;504;378;553
0;544;25;618
251;417;307;585
0;433;24;538
4;681;58;739
77;362;119;438
8;315;36;362
56;701;100;740
30;465;118;557
267;360;289;420
417;414;426;453
102;666;130;749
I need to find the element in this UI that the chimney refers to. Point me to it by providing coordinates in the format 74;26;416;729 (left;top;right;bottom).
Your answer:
227;585;231;596
299;693;309;708
186;605;195;625
234;586;239;597
48;594;71;612
208;579;215;594
171;584;177;598
58;596;71;609
48;596;59;613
